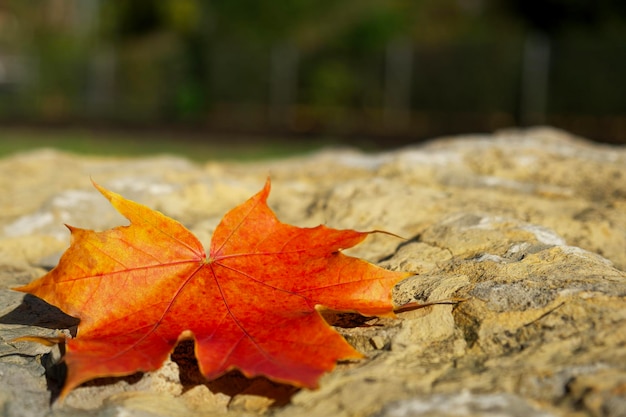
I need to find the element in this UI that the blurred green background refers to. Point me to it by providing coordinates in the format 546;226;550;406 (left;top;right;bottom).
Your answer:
0;0;625;158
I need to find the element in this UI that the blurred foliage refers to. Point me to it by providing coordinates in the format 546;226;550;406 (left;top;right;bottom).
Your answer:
0;0;625;142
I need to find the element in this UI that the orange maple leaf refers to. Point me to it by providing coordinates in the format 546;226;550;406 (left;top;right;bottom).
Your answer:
15;179;410;397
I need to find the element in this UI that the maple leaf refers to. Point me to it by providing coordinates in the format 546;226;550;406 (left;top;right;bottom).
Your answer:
15;179;410;397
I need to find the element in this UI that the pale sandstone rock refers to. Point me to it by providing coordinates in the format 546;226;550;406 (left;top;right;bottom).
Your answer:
0;127;624;417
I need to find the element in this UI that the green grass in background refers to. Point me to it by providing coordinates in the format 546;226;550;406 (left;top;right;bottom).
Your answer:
0;128;342;162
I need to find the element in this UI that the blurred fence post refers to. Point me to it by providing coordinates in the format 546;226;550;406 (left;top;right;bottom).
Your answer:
383;37;413;131
269;41;299;128
520;31;551;126
86;47;116;114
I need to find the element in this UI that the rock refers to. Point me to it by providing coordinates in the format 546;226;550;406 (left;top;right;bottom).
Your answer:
0;127;625;417
374;391;557;417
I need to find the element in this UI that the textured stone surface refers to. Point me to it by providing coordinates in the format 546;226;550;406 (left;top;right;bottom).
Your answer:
0;127;625;417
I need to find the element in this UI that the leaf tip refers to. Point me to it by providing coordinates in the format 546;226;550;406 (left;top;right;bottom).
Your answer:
90;178;112;201
263;176;271;195
11;283;30;294
11;334;66;347
250;176;272;205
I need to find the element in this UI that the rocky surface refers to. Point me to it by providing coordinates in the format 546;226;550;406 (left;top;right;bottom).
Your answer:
0;127;625;417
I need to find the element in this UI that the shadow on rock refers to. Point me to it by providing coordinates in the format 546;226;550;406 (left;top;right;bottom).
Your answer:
0;294;79;333
171;339;300;408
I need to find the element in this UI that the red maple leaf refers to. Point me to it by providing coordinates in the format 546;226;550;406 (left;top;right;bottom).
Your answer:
15;179;410;397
